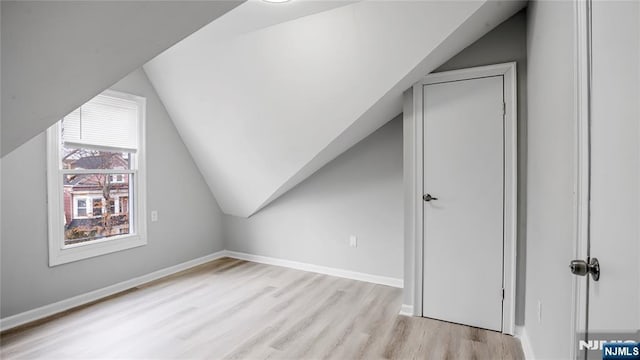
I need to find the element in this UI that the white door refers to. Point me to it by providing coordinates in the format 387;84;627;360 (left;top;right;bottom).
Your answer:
581;1;639;356
422;75;505;332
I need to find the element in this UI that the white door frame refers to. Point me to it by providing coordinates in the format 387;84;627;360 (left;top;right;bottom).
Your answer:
571;0;590;358
409;62;518;335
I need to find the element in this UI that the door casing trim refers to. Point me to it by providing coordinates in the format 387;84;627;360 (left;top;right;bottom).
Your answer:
572;0;591;358
409;62;518;335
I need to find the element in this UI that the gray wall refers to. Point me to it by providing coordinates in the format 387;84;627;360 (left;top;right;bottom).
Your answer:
224;117;403;280
402;89;417;308
525;1;577;358
435;9;528;326
0;69;225;318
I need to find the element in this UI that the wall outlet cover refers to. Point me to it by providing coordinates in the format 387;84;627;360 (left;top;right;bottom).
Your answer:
349;235;357;248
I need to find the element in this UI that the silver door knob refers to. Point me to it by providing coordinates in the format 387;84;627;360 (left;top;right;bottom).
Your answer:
423;194;438;202
569;257;600;281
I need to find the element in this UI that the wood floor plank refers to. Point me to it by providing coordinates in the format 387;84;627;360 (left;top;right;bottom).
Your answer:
0;257;523;359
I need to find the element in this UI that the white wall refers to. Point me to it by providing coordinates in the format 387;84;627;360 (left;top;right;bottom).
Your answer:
0;69;225;318
524;1;577;358
224;9;528;304
224;117;403;280
145;1;525;218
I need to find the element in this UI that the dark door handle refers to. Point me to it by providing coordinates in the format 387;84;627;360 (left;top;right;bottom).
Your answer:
423;194;438;202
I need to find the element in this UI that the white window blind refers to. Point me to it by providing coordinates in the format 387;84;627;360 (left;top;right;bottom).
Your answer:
62;94;139;152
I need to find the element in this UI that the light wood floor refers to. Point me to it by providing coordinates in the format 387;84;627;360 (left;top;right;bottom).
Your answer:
0;258;523;359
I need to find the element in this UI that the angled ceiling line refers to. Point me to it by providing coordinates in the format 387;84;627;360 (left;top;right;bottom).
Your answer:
144;0;526;218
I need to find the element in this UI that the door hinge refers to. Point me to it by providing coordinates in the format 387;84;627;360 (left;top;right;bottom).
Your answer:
501;288;505;300
502;102;506;117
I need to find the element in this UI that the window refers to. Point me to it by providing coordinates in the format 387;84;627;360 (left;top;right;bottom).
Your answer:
108;198;116;215
92;198;103;217
47;90;147;266
76;199;87;217
119;196;129;214
110;174;125;183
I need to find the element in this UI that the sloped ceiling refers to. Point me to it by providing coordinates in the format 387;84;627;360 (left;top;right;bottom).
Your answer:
1;0;243;157
145;0;525;218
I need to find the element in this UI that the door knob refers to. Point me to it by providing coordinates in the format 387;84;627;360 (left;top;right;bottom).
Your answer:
569;257;600;281
423;194;438;202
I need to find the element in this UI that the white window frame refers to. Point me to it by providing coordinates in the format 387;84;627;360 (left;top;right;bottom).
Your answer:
46;90;147;266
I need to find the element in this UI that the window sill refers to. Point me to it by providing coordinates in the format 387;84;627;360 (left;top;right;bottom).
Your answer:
49;234;146;267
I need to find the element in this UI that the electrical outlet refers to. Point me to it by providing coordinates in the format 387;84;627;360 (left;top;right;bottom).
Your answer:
537;300;542;323
151;210;158;222
349;235;357;248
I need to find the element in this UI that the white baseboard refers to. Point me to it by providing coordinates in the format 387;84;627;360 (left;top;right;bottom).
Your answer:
224;250;403;288
399;304;414;316
1;250;404;332
0;250;227;332
515;326;535;360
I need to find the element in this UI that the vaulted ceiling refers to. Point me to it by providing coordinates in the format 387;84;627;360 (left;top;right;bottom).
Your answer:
1;0;243;156
1;0;525;218
144;0;526;217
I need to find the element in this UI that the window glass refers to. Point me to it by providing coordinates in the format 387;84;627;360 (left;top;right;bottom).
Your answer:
77;199;87;217
119;196;129;214
62;146;130;170
92;198;102;217
63;173;131;245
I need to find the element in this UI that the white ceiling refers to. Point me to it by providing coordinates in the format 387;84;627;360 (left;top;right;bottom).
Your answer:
144;0;526;217
171;0;357;42
1;0;243;156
